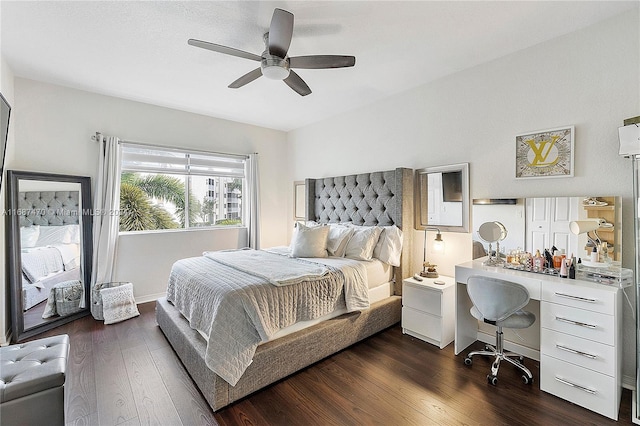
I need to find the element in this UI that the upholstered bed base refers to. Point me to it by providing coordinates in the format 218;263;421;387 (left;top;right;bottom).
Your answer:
156;295;401;411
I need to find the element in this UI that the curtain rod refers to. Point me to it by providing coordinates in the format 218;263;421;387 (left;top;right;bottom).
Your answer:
91;133;253;159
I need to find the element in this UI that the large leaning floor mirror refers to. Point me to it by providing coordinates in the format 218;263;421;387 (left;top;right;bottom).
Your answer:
6;170;93;342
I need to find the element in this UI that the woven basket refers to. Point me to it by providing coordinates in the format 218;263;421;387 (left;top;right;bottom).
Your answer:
54;280;84;316
91;282;132;320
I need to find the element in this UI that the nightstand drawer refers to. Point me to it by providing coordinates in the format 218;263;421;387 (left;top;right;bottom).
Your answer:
541;302;614;345
540;354;619;420
541;328;616;377
402;307;442;342
403;284;442;315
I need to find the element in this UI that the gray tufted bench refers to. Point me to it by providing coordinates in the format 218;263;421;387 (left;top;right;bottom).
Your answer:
0;334;70;425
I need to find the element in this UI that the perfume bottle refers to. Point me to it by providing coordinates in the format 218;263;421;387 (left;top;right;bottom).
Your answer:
569;257;576;279
553;250;562;269
559;258;568;278
533;250;544;272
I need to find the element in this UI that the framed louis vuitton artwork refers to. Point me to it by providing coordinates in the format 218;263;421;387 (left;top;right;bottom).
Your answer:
515;126;574;179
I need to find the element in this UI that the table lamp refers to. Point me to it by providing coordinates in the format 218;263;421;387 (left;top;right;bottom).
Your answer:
420;227;444;278
569;218;608;260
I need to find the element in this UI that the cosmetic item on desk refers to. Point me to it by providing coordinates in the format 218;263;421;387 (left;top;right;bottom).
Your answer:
553;250;562;269
569;257;576;279
533;250;544;272
590;246;598;263
544;249;554;269
560;258;568;278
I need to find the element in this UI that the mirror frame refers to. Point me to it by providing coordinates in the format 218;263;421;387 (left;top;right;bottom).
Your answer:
6;170;93;342
415;163;470;232
293;180;305;220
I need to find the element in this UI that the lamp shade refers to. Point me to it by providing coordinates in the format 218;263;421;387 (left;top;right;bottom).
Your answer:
569;219;604;235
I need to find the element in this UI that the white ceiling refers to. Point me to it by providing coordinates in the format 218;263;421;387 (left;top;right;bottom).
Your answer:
1;1;636;132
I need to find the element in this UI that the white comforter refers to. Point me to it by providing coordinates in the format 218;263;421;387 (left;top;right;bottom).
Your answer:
166;248;369;386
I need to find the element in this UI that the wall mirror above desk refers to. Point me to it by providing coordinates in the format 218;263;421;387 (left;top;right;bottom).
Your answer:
472;196;622;264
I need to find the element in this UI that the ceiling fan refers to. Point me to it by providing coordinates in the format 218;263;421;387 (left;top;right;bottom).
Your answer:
188;8;356;96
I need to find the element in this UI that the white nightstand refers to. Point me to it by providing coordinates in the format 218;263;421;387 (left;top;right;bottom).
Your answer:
401;275;455;349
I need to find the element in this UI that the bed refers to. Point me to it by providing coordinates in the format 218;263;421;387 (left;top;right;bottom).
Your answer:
18;191;82;311
156;167;413;411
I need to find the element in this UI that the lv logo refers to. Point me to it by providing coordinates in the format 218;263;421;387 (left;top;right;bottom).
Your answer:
526;135;560;167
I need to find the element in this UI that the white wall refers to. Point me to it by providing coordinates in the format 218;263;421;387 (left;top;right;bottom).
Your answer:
1;55;15;345
7;78;289;311
288;12;639;383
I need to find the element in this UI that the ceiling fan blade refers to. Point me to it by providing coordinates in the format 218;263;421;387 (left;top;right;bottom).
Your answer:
268;8;294;58
188;39;262;62
284;71;311;96
289;55;356;69
228;68;263;89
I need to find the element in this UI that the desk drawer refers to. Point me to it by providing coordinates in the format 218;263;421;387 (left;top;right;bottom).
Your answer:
540;354;619;420
403;284;442;316
541;328;616;377
402;307;441;342
541;302;614;345
542;281;616;314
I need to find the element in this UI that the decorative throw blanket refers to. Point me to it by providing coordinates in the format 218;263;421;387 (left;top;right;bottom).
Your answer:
166;249;369;386
21;247;64;283
204;249;330;286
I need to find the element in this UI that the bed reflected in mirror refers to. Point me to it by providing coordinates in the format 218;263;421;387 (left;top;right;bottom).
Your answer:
6;170;93;342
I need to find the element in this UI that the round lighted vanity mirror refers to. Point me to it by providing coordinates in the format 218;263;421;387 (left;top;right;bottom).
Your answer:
478;221;507;243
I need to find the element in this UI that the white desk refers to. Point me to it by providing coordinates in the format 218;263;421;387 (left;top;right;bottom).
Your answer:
455;259;622;420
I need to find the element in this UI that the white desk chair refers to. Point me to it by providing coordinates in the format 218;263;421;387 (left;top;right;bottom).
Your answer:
463;275;536;385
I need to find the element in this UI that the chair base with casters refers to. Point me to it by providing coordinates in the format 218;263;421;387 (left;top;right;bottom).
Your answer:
462;275;536;386
464;327;534;385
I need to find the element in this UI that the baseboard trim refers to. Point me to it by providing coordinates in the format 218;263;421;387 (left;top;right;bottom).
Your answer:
1;328;12;346
135;292;166;305
624;374;637;391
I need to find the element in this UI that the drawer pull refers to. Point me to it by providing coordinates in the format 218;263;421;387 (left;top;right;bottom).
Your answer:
556;344;597;359
554;292;597;303
555;376;597;394
555;316;597;329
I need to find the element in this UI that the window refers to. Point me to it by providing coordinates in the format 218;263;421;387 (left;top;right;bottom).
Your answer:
119;144;247;232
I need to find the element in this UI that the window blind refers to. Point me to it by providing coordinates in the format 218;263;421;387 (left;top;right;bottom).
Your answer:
121;144;246;178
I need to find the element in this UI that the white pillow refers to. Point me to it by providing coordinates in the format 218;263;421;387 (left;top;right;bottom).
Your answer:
101;283;140;325
343;226;383;261
290;223;330;258
37;225;77;246
20;225;40;248
327;225;354;257
373;225;404;266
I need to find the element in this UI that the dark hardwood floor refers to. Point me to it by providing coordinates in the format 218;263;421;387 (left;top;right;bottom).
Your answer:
28;301;635;426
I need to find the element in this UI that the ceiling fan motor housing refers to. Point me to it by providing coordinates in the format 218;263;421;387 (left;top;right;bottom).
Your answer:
261;53;290;80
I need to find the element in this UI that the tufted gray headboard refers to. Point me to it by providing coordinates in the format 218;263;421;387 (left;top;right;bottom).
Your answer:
18;191;80;227
305;168;413;295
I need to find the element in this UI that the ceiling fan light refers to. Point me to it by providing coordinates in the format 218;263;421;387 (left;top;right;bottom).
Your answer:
262;65;290;80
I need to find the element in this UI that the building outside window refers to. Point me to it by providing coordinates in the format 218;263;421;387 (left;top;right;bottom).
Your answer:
119;144;247;232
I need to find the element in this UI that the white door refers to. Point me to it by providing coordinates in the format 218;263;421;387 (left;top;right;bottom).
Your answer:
526;197;579;256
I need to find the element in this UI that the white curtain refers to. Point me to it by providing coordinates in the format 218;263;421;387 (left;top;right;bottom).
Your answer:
92;133;122;293
245;152;260;249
